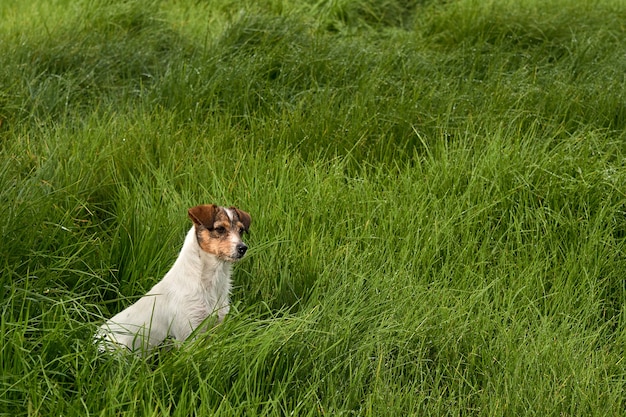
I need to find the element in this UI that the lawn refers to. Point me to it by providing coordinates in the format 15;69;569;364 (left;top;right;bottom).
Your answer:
1;0;625;415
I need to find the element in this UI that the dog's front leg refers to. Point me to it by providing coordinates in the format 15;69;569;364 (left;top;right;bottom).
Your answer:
216;298;230;323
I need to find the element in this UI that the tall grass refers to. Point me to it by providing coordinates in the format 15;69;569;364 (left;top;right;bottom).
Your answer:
1;0;625;415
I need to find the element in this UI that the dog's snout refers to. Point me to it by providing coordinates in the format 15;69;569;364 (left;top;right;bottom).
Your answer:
236;243;248;257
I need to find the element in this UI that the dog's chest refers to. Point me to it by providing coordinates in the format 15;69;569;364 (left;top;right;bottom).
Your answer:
197;262;231;300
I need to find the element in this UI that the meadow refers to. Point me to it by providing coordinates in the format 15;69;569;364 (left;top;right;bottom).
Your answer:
1;0;625;415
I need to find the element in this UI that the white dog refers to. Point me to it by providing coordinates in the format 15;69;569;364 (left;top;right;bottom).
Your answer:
95;204;251;354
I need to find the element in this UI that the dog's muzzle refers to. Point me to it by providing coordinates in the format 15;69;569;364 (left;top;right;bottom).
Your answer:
235;243;248;259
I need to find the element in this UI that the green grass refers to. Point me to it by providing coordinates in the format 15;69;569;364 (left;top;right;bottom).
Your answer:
1;0;626;415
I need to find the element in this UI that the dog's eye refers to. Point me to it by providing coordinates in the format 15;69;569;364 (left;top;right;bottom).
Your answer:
215;226;227;234
239;227;246;234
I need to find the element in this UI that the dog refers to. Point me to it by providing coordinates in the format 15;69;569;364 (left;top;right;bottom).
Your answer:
95;204;251;354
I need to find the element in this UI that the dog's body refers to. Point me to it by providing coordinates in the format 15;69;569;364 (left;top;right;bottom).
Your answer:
95;204;251;354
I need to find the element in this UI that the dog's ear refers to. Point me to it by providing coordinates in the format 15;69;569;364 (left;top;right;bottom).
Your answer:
188;204;218;229
230;206;251;232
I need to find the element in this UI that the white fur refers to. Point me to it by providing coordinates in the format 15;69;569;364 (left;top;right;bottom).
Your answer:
95;227;234;354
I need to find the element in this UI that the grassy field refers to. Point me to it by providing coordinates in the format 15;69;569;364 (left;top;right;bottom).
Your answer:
1;0;625;415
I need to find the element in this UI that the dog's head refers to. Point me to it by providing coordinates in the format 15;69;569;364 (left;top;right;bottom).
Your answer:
188;204;251;262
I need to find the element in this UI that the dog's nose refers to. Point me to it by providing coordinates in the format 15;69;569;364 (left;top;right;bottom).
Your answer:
236;243;248;257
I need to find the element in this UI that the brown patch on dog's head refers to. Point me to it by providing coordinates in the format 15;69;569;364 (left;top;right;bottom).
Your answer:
187;204;250;262
229;206;251;233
